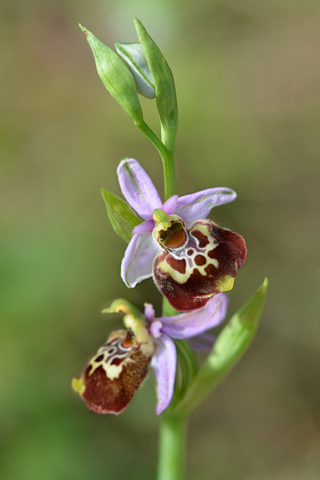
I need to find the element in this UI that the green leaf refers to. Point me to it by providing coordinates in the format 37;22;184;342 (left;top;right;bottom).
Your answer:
175;278;269;415
79;24;144;125
133;18;178;151
101;188;142;243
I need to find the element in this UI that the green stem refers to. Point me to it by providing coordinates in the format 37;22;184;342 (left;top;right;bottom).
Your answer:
143;87;182;478
157;411;187;480
137;121;177;200
162;148;177;200
157;302;195;479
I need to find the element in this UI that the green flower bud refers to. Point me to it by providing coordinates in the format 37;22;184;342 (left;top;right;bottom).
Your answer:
79;24;143;125
115;42;156;99
133;17;178;151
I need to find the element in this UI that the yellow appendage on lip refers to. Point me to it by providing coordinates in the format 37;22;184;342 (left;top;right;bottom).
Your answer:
219;275;234;292
72;377;85;396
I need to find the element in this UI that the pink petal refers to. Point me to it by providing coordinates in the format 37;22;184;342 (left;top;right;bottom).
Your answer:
132;219;155;235
175;188;237;224
151;334;176;415
121;233;161;288
159;293;228;339
117;159;162;220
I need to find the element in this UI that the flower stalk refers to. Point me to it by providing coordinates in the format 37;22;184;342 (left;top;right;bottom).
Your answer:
157;411;187;480
137;121;177;199
156;86;184;476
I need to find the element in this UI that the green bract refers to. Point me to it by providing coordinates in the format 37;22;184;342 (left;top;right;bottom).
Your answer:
133;18;178;152
79;24;143;125
174;278;269;415
101;188;142;243
115;42;156;99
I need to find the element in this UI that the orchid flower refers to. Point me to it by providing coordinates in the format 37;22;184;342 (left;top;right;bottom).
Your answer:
72;293;228;416
118;158;247;311
146;293;228;414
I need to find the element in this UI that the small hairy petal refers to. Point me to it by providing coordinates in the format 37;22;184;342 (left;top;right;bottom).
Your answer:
132;219;155;234
159;293;228;339
117;159;162;220
144;303;155;322
162;195;179;215
175;188;237;224
121;233;161;287
151;334;176;415
150;320;162;338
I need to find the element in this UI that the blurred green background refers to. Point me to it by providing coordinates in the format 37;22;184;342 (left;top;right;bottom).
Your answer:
1;0;320;479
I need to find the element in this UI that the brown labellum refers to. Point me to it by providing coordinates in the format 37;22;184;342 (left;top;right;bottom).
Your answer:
153;218;247;311
73;328;154;414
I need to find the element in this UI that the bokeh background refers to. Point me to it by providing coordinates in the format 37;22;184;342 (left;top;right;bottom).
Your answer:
1;0;320;479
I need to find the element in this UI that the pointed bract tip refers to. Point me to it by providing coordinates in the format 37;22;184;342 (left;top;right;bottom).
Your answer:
79;24;89;37
256;277;269;295
100;188;110;201
133;17;144;33
259;277;269;296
